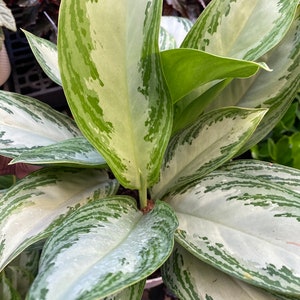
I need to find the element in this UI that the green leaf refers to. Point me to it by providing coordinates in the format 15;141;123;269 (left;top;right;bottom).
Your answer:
27;198;178;300
0;91;81;157
161;48;270;103
151;107;267;199
211;6;300;154
11;137;106;168
58;0;173;205
166;168;300;296
22;30;61;86
162;243;278;300
0;168;118;271
182;0;299;61
0;271;20;300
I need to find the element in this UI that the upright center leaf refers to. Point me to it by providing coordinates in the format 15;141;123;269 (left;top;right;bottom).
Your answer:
58;0;173;207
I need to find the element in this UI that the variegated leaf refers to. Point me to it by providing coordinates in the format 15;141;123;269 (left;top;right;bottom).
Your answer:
160;16;193;49
182;0;299;61
236;7;300;153
0;0;16;32
206;7;300;155
0;168;118;271
174;0;299;129
102;279;146;300
22;30;61;86
221;159;300;195
11;137;106;168
161;48;270;103
166;169;300;296
162;243;278;300
27;198;178;300
159;26;176;51
58;0;173;206
0;90;81;157
151;107;267;199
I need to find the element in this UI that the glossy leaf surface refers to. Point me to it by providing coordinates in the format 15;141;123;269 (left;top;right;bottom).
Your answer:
166;168;300;295
161;48;269;103
28;198;178;300
0;168;118;271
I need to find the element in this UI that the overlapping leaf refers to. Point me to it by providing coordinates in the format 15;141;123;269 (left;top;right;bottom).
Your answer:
166;167;300;296
161;48;270;103
152;107;267;199
0;168;118;271
162;243;278;300
0;90;81;157
22;30;61;86
58;0;173;206
27;198;178;300
10;137;106;168
182;0;298;60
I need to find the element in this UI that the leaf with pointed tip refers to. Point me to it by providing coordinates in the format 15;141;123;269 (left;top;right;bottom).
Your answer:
0;168;118;271
182;0;299;61
175;0;299;131
11;137;106;168
206;7;300;155
58;0;173;196
27;198;178;300
161;48;270;103
162;243;278;300
166;168;300;296
151;107;267;199
0;91;81;157
22;30;61;86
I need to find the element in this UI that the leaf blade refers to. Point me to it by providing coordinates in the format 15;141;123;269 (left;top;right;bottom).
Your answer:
27;198;178;300
58;0;173;192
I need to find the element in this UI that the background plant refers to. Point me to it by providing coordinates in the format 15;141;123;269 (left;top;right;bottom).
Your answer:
0;0;299;299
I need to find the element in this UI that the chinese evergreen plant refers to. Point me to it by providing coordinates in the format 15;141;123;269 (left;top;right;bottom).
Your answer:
0;0;299;299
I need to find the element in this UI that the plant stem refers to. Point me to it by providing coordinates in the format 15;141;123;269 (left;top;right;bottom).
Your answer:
139;170;148;209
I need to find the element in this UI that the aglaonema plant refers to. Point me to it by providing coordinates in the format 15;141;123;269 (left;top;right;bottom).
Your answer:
0;0;299;299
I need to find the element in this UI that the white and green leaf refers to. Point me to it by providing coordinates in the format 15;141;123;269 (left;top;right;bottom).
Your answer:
0;90;81;157
206;6;300;155
151;107;267;199
0;0;16;32
10;137;106;168
221;159;300;195
22;30;61;86
162;243;278;300
160;16;193;50
101;279;146;300
0;168;118;271
182;0;299;61
58;0;173;206
161;48;270;103
166;169;300;296
27;198;178;300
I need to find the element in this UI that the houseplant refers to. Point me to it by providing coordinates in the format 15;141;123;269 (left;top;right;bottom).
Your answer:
0;0;300;299
0;0;15;85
